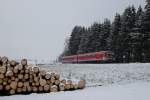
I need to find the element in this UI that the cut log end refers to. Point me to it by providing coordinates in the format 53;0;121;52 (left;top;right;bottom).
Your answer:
21;59;27;66
0;56;86;95
78;80;86;89
9;89;15;95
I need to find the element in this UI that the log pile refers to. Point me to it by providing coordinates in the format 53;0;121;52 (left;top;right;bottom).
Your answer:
0;56;85;95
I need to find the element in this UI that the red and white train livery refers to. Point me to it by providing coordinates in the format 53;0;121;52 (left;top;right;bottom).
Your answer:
60;51;114;63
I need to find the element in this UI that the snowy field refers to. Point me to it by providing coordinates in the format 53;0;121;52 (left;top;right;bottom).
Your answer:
1;63;150;100
1;82;150;100
41;63;150;86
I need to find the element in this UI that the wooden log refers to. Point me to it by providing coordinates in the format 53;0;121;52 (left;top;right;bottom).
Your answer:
6;71;13;77
50;85;58;92
11;76;15;81
18;74;23;80
0;79;3;84
15;78;19;82
70;84;74;89
14;73;18;77
10;81;17;90
29;74;33;79
67;80;72;85
45;72;51;80
51;72;55;76
78;80;86;89
46;80;51;85
0;74;4;79
50;73;56;79
13;66;19;74
28;66;32;71
8;79;11;84
24;74;29;80
49;83;53;87
10;60;16;66
5;85;10;91
34;77;39;82
29;70;33;75
35;81;40;86
38;86;43;92
27;86;32;92
9;89;15;95
0;66;6;74
32;86;38;92
29;79;33;83
65;84;71;90
61;79;66;85
39;79;47;86
7;64;13;70
22;86;27;92
33;67;39;74
3;81;7;86
33;73;37;77
44;85;50;92
18;81;23;88
0;84;3;90
32;82;36;86
3;78;8;81
50;76;55;84
23;81;29;87
73;84;78;89
21;59;27;66
28;66;32;72
24;65;28;69
55;74;60;80
20;70;25;74
16;88;22;93
17;65;23;70
22;78;26;82
25;69;29;74
59;83;65;91
55;80;60;85
40;70;46;76
1;56;8;65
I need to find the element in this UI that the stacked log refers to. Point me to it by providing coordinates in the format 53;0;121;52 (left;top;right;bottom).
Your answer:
0;56;86;95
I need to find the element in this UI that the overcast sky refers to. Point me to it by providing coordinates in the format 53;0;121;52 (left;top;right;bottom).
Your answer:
0;0;145;61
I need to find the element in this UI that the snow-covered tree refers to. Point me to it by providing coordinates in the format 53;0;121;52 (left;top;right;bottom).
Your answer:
68;26;85;55
111;13;122;62
77;28;89;53
101;19;111;50
86;22;103;52
141;0;150;62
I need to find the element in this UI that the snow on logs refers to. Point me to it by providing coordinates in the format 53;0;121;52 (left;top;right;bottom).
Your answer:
0;56;86;95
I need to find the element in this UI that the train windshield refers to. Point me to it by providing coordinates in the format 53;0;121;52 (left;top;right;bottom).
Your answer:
107;52;114;58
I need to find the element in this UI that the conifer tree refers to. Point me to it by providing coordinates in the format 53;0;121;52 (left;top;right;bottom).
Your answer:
86;22;103;52
68;26;85;55
120;6;136;62
141;0;150;62
111;13;121;62
101;19;111;50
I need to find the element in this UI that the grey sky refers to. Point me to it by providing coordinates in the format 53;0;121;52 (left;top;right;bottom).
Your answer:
0;0;145;61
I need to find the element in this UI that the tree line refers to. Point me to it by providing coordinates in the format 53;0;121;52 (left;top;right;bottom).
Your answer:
60;0;150;63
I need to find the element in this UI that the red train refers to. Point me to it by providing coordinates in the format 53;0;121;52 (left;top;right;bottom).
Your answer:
60;51;114;63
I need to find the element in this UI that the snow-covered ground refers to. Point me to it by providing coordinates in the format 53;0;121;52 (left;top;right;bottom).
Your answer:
1;82;150;100
41;63;150;86
1;63;150;100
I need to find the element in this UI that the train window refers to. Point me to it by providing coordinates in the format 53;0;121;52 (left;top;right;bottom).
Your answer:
107;53;113;58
